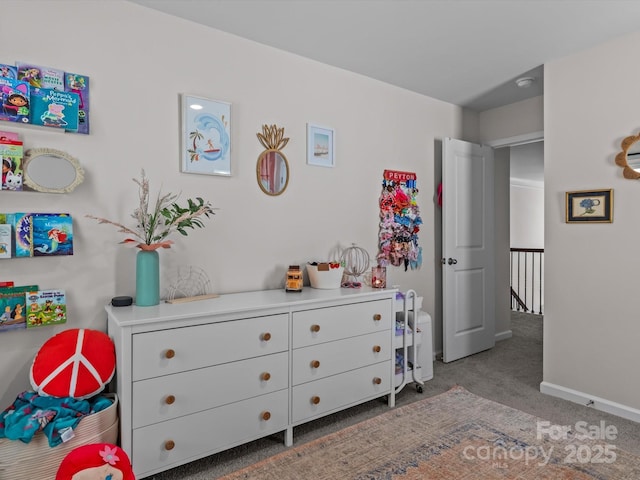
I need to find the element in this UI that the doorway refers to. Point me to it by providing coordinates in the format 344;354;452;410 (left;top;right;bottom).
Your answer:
508;141;544;315
435;133;544;361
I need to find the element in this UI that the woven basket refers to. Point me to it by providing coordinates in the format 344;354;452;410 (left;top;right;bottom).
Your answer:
0;394;118;480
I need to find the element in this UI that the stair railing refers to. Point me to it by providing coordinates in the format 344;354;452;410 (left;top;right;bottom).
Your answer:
510;248;544;314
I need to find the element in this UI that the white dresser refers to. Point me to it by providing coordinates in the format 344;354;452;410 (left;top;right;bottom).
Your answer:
106;288;396;478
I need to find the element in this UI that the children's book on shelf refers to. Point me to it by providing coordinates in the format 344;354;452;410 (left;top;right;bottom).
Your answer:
30;87;79;131
0;62;90;134
0;224;11;258
0;284;38;332
32;213;73;256
0;138;24;191
12;213;32;257
16;62;64;90
65;72;90;134
0;213;13;257
26;289;66;328
0;130;19;142
0;65;17;81
0;77;29;124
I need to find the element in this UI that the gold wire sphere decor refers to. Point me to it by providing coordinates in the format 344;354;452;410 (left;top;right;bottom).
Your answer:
340;243;371;282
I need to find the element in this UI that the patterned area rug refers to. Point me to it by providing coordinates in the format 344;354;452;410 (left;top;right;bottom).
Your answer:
220;386;640;479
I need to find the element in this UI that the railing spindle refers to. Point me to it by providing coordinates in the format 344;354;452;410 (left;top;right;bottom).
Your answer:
510;248;544;314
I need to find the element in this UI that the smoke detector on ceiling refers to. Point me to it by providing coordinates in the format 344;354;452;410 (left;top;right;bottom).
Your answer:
515;77;535;88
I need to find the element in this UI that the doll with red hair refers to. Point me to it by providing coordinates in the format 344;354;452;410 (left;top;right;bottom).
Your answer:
56;443;135;480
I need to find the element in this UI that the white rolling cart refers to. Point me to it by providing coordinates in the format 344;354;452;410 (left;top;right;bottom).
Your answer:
394;289;433;393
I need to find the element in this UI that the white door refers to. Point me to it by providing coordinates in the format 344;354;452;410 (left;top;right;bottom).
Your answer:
442;138;495;362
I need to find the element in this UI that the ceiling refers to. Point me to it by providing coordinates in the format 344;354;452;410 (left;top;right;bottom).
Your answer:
129;0;640;112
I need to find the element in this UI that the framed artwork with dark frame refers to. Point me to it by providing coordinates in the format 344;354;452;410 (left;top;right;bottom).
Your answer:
566;189;613;223
180;94;231;176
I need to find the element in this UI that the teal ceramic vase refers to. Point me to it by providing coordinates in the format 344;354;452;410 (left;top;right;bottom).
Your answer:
136;250;160;306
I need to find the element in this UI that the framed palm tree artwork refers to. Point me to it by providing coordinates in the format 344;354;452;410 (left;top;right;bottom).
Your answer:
180;94;231;176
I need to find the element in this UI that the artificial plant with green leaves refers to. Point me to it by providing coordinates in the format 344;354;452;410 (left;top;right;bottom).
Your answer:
87;170;215;250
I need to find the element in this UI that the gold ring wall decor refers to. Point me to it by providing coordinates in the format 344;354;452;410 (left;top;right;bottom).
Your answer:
615;131;640;179
256;124;290;196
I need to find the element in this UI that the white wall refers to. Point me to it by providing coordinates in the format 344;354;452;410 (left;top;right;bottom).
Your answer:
0;1;466;405
544;31;640;410
510;141;544;184
510;183;544;248
479;96;543;144
510;141;544;250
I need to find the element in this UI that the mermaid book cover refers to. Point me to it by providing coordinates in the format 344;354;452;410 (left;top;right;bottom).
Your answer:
32;213;73;256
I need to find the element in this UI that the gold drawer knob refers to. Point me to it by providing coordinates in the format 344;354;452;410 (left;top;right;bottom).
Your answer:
165;395;176;405
261;332;272;341
310;360;320;369
310;324;320;333
261;411;271;421
373;345;381;353
311;396;321;405
164;440;175;451
261;372;271;381
373;314;382;321
373;377;382;385
165;349;175;359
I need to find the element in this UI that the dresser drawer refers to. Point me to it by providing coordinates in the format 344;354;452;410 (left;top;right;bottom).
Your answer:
292;299;392;348
132;389;288;477
132;314;288;381
291;361;391;423
132;351;288;429
292;330;390;386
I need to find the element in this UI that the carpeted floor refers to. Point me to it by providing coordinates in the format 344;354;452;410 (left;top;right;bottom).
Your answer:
218;386;640;479
148;312;640;479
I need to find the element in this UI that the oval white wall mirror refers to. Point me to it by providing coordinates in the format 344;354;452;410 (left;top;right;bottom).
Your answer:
23;148;84;193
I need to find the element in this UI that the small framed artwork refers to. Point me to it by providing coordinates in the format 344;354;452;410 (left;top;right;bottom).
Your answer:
307;123;335;167
566;189;613;223
180;94;231;176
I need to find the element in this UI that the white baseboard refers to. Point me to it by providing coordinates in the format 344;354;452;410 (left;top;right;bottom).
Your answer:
540;381;640;423
495;329;512;342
